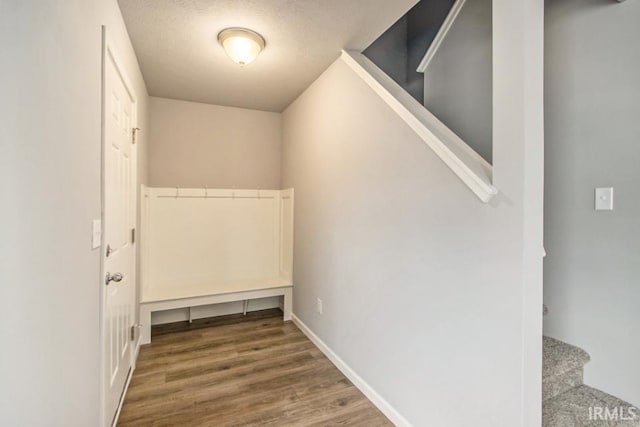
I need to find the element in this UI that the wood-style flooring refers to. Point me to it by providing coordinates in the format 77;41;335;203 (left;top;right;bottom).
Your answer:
118;309;392;426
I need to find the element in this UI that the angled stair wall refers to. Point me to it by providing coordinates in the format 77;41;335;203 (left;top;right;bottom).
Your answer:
341;50;496;203
365;0;493;165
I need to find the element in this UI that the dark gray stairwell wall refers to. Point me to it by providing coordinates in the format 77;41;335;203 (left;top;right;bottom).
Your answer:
422;0;493;163
363;0;455;103
362;16;408;90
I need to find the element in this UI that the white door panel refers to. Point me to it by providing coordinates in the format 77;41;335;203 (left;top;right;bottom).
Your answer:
103;33;137;427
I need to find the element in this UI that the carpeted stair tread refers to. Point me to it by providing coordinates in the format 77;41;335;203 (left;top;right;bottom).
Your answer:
544;336;591;380
543;385;639;427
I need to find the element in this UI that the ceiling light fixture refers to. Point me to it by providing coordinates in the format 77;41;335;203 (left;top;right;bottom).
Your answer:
217;28;265;66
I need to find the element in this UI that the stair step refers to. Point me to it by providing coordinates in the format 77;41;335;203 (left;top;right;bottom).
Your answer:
544;336;591;379
544;366;585;403
543;336;591;401
543;385;639;427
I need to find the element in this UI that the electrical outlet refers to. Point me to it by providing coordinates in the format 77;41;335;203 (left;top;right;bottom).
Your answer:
316;298;323;315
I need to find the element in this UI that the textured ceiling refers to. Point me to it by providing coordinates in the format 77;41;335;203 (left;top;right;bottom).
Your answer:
118;0;418;112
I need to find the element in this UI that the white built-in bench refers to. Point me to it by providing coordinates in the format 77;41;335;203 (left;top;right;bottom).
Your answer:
139;187;294;344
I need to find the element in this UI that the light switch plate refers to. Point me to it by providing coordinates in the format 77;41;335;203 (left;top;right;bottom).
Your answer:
595;187;614;211
92;219;102;249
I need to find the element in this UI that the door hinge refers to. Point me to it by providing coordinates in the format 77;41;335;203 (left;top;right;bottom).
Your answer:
132;127;141;145
130;325;141;341
131;228;136;244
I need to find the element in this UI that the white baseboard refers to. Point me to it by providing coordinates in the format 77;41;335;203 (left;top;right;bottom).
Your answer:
291;314;412;427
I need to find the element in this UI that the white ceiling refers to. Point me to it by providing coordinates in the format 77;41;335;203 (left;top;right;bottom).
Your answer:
118;0;417;112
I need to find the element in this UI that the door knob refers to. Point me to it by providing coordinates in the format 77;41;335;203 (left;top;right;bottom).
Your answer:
106;272;124;286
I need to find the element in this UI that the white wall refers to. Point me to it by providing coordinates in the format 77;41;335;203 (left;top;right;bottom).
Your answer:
149;97;282;189
280;8;544;420
543;0;640;407
0;1;148;426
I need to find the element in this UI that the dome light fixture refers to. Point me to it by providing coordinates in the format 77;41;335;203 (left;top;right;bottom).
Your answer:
217;28;266;66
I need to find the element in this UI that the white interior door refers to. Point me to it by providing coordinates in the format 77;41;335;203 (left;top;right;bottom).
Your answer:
102;30;137;427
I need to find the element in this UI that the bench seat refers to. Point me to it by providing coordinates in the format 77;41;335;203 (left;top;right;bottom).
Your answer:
139;278;292;344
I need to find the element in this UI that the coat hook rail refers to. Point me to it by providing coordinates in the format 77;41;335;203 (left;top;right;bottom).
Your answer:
155;187;277;199
158;195;276;199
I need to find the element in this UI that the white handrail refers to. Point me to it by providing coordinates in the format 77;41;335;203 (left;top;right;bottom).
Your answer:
416;0;467;73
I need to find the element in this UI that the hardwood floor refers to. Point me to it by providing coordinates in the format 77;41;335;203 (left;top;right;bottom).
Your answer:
118;309;392;426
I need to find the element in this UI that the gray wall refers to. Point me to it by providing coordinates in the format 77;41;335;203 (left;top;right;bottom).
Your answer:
149;97;282;189
543;0;640;406
406;0;456;103
363;0;455;104
423;0;493;163
281;51;543;425
0;0;148;425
